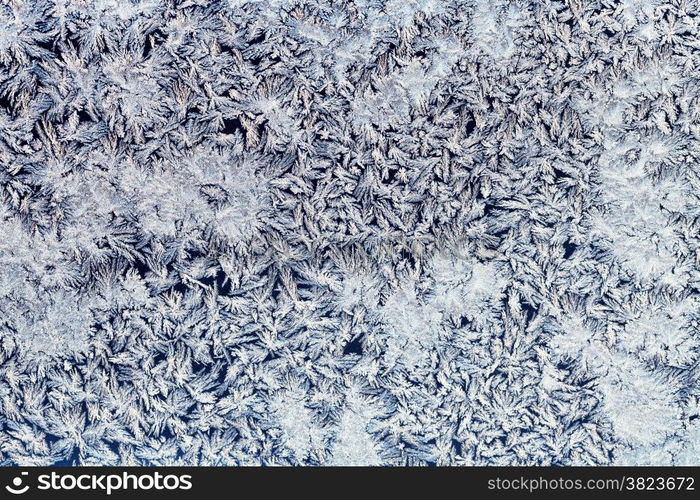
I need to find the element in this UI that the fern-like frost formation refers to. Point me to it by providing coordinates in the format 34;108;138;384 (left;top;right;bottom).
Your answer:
0;0;699;466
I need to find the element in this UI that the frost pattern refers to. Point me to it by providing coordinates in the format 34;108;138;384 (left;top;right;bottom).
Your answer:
0;0;699;466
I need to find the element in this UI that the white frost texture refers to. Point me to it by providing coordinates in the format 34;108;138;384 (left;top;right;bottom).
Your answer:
0;0;699;466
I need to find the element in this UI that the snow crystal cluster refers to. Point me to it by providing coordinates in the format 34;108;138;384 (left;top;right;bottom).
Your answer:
0;0;699;466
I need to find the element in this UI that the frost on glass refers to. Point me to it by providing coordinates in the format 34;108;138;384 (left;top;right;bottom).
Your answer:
0;0;698;466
